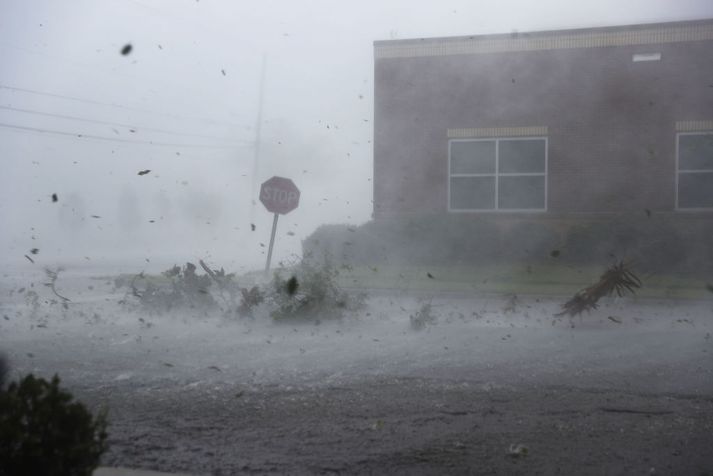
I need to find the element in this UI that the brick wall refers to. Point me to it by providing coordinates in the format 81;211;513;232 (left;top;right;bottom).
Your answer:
373;21;713;218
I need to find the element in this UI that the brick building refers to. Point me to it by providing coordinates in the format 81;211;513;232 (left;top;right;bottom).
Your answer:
373;19;713;219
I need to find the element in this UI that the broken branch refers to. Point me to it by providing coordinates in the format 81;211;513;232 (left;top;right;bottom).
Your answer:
557;261;641;317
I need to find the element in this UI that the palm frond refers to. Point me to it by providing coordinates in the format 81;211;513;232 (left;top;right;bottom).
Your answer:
557;261;641;317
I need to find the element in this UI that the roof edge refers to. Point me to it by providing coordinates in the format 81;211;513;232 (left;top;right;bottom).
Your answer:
374;18;713;59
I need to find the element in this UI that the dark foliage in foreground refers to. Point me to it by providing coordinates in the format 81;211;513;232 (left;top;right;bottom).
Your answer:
0;374;108;476
558;261;642;317
0;354;7;390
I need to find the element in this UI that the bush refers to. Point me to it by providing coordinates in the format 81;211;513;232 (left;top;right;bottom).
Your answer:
116;257;365;321
269;255;364;321
304;213;712;274
0;374;108;476
303;216;506;267
119;261;276;318
410;301;436;331
237;286;265;317
119;262;220;313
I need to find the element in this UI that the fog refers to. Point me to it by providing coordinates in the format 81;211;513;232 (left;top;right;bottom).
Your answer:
2;1;713;475
1;0;711;270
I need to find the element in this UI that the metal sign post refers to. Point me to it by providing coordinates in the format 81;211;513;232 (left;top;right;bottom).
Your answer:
259;176;300;275
264;212;279;273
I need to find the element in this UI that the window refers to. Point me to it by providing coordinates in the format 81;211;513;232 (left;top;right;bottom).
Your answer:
448;137;547;211
677;133;713;210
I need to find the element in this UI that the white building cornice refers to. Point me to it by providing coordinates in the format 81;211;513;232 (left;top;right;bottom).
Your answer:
375;20;713;59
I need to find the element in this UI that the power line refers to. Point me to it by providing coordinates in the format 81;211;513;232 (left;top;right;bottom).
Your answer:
0;41;148;83
0;105;241;142
0;40;245;124
0;121;251;149
0;84;244;129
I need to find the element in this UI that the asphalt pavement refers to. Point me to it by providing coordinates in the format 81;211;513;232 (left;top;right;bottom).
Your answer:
95;468;194;476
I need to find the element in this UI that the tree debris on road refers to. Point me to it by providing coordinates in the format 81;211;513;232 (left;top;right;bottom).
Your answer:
557;261;641;317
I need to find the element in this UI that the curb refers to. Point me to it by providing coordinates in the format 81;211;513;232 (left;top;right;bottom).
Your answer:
95;468;195;476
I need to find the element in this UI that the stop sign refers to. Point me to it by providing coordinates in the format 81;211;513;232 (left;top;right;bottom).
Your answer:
259;176;300;215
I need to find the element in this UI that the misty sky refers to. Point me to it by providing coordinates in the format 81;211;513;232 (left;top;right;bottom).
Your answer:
1;0;712;272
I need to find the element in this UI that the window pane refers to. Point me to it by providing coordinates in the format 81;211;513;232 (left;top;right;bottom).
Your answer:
450;141;496;174
450;176;495;209
678;172;713;208
498;176;545;209
679;134;713;170
499;139;546;173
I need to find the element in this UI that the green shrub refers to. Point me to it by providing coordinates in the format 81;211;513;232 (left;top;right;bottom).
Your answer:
269;255;364;321
303;216;506;266
0;374;108;476
237;286;265;317
410;301;436;331
120;262;218;313
304;213;711;274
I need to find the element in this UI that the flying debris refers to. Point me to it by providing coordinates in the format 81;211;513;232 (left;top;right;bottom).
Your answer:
558;261;641;317
121;43;133;55
51;193;58;202
137;170;151;176
24;254;34;264
427;272;435;279
45;267;71;302
30;248;39;255
251;224;256;231
91;215;101;219
508;444;529;458
286;276;299;296
221;69;226;76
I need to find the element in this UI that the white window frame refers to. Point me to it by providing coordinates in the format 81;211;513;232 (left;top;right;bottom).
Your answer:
675;132;713;211
448;136;548;212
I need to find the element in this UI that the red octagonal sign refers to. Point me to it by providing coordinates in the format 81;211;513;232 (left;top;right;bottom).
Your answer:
259;176;300;215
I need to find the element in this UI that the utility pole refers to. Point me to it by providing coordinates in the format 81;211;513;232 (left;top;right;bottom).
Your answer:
249;53;267;225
